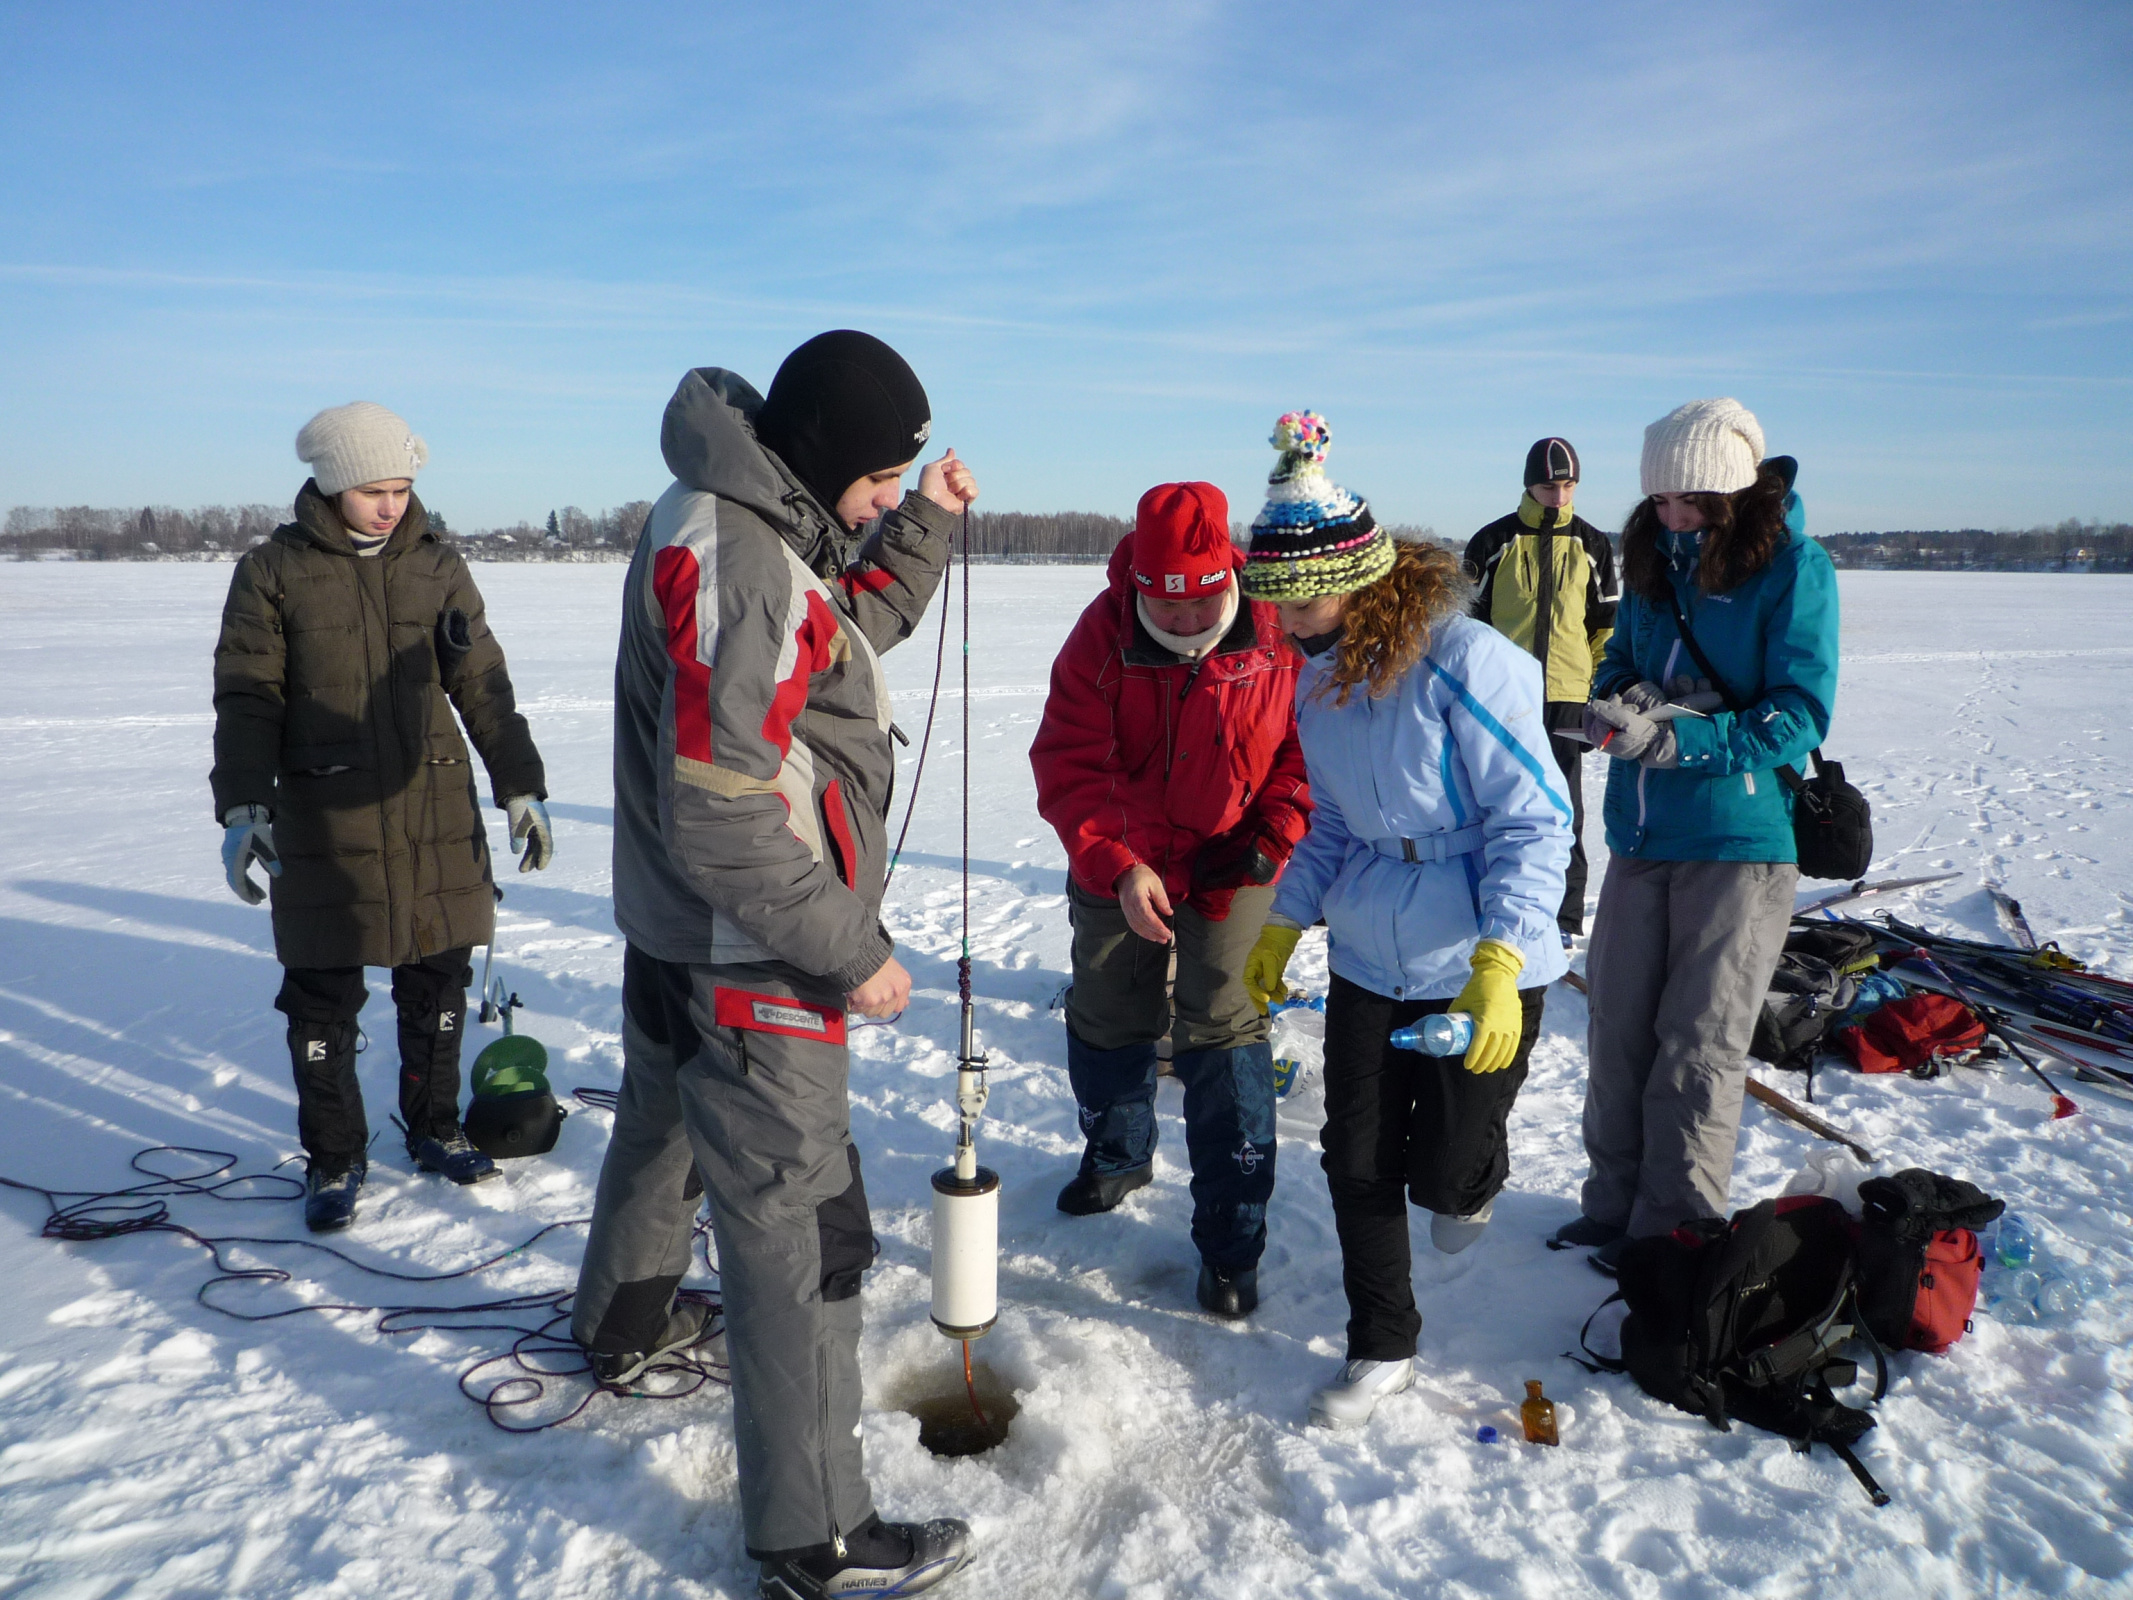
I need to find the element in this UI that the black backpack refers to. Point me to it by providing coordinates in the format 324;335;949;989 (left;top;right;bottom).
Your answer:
1579;1196;1893;1506
1750;952;1857;1073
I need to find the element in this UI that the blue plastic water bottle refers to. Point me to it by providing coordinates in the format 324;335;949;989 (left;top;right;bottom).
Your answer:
1390;1014;1474;1056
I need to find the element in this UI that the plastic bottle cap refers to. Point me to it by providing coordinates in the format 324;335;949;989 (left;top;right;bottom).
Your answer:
1476;1425;1499;1443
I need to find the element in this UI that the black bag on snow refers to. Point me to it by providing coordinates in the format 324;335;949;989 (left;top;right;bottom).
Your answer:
1663;589;1873;880
1750;952;1857;1073
464;1087;566;1158
1580;1196;1892;1505
1783;920;1880;975
1854;1169;2003;1354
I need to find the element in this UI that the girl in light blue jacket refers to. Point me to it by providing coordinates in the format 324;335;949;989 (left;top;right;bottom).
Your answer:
1236;413;1571;1429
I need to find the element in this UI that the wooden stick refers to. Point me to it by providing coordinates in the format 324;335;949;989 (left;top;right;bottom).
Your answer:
1560;970;1874;1161
1744;1078;1875;1164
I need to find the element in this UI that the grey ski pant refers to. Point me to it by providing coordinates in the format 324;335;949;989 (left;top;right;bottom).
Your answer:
1580;857;1797;1238
574;946;876;1556
1063;878;1275;1054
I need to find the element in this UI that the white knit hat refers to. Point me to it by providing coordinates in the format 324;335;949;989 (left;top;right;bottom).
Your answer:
1640;398;1765;496
296;402;429;496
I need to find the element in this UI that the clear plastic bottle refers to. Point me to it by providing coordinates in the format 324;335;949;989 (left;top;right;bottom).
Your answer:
1520;1380;1559;1446
1993;1214;2035;1269
1390;1014;1474;1057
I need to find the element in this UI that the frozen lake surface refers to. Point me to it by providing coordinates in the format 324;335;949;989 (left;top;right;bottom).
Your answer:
2;561;2130;1597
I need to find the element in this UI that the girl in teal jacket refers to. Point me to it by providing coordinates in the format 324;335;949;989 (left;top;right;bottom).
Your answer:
1552;401;1841;1271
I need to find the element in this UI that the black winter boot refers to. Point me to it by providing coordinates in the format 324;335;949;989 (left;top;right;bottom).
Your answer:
1055;1163;1152;1216
757;1514;972;1599
1196;1262;1258;1319
304;1159;366;1233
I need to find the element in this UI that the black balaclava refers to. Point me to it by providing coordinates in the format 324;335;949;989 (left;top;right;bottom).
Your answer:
752;330;932;515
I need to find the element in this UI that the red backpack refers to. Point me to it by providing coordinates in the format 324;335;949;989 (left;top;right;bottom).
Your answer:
1852;1170;2003;1355
1837;993;1986;1076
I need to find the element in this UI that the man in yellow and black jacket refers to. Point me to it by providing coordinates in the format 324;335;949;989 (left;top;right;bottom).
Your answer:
1462;437;1617;941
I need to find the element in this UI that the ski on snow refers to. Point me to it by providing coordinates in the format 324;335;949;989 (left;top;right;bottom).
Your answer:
1797;872;1962;916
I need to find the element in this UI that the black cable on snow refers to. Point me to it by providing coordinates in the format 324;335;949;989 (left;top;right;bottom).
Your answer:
0;1090;727;1434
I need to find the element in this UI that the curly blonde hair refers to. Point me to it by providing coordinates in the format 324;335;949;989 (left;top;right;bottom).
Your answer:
1315;541;1470;706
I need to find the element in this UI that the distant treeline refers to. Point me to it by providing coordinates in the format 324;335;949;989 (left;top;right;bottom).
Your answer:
1820;522;2131;572
11;501;2122;572
3;501;1442;563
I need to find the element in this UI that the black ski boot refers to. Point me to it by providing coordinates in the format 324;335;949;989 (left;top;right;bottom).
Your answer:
1546;1214;1625;1251
304;1160;366;1233
757;1515;971;1599
1055;1164;1151;1216
1196;1262;1258;1319
407;1127;499;1185
588;1294;721;1388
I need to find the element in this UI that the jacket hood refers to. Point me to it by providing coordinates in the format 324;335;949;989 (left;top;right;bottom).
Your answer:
660;367;851;573
287;479;431;557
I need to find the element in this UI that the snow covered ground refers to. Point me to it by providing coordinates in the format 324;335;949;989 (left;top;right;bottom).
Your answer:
2;561;2130;1598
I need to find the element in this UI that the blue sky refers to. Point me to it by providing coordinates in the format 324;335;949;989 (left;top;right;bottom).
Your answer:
1;1;2127;534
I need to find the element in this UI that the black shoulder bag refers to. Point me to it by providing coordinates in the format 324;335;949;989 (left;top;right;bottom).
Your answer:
1662;588;1872;881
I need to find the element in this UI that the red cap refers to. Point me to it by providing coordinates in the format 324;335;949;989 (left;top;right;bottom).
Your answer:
1131;482;1233;595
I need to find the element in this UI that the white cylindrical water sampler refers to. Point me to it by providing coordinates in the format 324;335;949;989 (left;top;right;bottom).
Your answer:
930;1165;1000;1339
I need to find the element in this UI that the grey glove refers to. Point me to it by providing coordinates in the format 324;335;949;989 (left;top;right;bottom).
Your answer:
221;805;280;904
1617;680;1669;713
505;794;554;872
1664;675;1715;700
1586;696;1672;763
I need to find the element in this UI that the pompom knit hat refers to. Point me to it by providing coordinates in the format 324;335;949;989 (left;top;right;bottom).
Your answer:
296;402;428;497
1131;482;1233;595
1640;398;1765;497
1240;412;1394;602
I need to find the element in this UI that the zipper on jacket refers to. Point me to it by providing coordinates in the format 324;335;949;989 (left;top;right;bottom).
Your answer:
1636;639;1685;838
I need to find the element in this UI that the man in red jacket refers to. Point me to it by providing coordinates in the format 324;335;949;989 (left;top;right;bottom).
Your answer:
1030;482;1311;1318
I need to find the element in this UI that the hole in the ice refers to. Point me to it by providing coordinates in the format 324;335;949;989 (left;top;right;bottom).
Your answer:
902;1359;1018;1457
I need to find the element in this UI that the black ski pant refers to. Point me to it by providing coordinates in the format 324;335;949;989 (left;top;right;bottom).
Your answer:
1547;701;1588;936
1320;971;1545;1361
274;947;473;1162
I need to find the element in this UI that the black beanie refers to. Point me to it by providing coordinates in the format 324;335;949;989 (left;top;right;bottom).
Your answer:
1524;437;1580;487
753;330;932;513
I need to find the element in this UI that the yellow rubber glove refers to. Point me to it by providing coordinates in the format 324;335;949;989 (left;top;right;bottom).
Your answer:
1242;922;1302;1014
1451;938;1526;1074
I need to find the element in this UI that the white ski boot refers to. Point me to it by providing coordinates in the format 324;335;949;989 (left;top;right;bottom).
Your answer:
1430;1198;1494;1255
1309;1357;1415;1429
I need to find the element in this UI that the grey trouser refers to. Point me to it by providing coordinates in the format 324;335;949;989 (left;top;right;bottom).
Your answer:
1063;879;1275;1054
1580;857;1797;1237
574;946;876;1556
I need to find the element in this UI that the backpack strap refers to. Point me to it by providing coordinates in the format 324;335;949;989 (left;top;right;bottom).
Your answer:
1661;585;1818;798
1571;1291;1629;1374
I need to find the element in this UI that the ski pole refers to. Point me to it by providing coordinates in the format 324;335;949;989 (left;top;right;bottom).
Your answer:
1912;948;2077;1119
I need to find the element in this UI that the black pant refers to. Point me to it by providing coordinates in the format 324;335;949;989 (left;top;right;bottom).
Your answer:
1546;702;1588;935
275;947;473;1159
1319;972;1546;1361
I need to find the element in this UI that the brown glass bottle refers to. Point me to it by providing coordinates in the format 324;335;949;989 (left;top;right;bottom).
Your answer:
1520;1380;1559;1446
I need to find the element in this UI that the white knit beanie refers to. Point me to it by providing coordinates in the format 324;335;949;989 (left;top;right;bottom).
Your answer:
1640;398;1765;496
296;402;429;496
